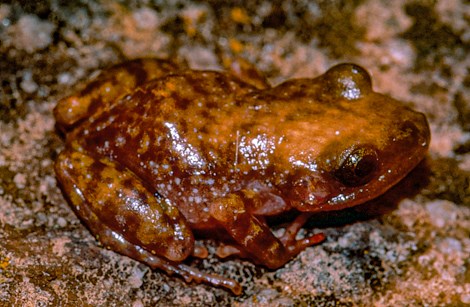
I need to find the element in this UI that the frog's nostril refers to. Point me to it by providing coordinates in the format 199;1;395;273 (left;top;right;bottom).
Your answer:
398;120;420;142
400;120;417;133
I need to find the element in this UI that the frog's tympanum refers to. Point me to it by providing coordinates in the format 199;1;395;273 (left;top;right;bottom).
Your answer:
54;58;430;294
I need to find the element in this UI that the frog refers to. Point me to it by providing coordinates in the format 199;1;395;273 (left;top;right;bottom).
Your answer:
54;58;430;294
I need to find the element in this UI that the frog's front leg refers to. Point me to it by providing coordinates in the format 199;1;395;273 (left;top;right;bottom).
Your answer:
55;149;241;294
209;194;325;269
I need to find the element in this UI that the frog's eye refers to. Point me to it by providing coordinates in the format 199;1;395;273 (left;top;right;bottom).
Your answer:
322;63;372;100
334;147;378;186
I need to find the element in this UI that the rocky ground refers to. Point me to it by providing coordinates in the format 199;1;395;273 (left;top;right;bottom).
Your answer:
0;1;469;306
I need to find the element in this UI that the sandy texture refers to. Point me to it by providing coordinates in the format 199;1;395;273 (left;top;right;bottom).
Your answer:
0;1;469;306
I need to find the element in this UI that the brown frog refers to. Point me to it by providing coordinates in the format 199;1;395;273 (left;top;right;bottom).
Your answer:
54;58;430;294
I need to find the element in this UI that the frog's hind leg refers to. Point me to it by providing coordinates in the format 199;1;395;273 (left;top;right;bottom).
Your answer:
55;149;241;295
209;194;325;269
93;224;242;295
54;58;180;131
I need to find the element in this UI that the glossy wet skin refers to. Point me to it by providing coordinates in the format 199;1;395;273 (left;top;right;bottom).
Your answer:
54;59;430;294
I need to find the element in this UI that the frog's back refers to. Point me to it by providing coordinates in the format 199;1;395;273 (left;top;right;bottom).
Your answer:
80;71;323;183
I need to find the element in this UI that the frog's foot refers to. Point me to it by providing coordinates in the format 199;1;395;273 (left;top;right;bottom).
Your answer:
209;194;325;269
192;243;209;259
97;225;242;295
216;244;245;259
279;213;325;255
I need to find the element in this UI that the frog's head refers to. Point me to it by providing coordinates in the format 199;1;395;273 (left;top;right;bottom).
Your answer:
283;63;430;212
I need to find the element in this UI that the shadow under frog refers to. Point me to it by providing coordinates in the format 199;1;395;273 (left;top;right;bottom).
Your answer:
54;58;430;294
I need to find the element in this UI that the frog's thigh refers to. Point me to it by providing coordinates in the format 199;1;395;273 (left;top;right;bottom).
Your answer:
54;58;178;129
209;194;293;269
54;149;194;262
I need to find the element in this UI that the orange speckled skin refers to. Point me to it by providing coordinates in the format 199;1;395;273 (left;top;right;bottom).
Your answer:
54;59;430;294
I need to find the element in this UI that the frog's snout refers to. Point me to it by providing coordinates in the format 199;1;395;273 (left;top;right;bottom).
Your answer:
395;111;430;151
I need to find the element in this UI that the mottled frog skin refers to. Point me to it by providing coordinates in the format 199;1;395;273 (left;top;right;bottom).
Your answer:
54;58;430;294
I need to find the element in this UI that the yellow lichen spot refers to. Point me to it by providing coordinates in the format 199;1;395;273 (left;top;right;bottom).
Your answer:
100;165;119;181
183;15;197;37
165;80;177;92
230;7;250;25
137;132;150;154
99;157;115;168
128;126;141;138
268;241;281;254
242;188;256;199
69;187;85;206
0;257;10;270
181;8;206;37
72;152;95;169
242;220;262;246
249;220;262;236
151;84;173;98
229;38;244;54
